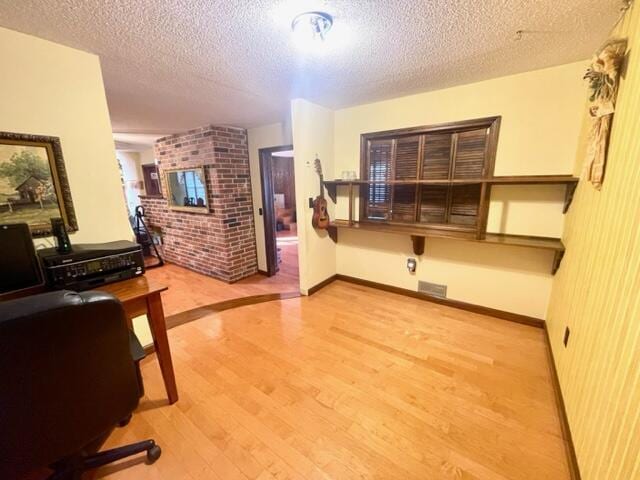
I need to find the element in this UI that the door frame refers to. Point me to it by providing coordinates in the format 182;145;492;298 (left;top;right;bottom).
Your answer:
141;163;161;196
259;144;294;276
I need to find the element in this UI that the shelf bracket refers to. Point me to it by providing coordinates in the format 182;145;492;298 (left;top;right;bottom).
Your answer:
411;235;425;255
552;249;565;275
324;183;337;203
563;182;578;213
327;226;338;243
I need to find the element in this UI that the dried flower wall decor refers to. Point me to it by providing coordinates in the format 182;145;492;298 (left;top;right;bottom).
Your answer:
583;38;628;189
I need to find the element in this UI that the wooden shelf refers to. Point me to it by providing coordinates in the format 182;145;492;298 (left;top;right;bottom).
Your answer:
486;175;579;185
323;175;579;213
328;220;565;273
322;174;576;274
324;175;578;186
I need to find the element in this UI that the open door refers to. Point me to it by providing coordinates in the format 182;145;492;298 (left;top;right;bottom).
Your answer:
259;145;296;277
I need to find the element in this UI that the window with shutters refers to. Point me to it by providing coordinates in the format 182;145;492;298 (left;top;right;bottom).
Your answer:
360;116;500;236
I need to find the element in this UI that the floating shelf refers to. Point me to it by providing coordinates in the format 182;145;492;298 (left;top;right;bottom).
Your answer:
322;174;577;274
323;175;579;213
327;220;566;274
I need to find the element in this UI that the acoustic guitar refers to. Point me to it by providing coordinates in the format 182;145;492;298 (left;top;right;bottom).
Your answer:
312;157;330;229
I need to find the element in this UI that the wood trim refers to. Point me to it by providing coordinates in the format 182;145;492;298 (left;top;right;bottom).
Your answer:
324;175;579;186
307;274;338;296
259;145;294;277
257;269;269;276
484;116;501;179
142;163;161;196
476;182;492;240
144;292;302;334
360;116;502;140
259;147;277;276
144;291;302;354
330;220;564;253
413;135;425;221
359;135;368;222
315;274;544;328
143;344;156;356
444;132;457;223
0;283;46;302
543;323;582;480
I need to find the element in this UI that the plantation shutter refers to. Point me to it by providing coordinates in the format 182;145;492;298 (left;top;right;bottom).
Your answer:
394;136;420;179
361;117;498;233
453;128;488;179
392;136;420;221
448;184;482;225
422;133;452;179
367;140;392;220
419;186;448;223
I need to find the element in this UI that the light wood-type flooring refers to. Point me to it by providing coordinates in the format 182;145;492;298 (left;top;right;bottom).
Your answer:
144;241;299;318
94;277;569;480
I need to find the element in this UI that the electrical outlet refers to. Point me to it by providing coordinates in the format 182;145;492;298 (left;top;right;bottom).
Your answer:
563;327;570;347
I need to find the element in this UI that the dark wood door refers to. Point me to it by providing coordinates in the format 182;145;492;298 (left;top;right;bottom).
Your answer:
142;164;161;196
259;145;293;276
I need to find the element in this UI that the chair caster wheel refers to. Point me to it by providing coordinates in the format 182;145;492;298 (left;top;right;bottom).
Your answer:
118;414;132;427
146;444;161;463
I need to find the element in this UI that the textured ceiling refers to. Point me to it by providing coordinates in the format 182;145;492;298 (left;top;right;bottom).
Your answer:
113;133;169;152
0;0;622;133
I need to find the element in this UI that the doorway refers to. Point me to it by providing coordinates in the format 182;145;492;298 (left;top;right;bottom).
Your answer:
142;164;161;196
259;145;298;281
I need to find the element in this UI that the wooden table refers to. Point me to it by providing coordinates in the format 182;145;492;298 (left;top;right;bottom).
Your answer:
100;276;178;404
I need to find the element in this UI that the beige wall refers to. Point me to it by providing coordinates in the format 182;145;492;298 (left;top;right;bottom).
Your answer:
0;27;151;344
247;122;290;272
117;151;144;215
139;147;155;165
0;26;132;244
329;61;587;318
291;99;336;293
547;4;640;479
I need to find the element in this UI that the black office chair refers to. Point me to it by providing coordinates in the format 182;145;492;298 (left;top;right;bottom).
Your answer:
0;290;161;480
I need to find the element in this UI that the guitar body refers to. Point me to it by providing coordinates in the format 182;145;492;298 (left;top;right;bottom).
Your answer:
312;196;330;229
312;157;330;230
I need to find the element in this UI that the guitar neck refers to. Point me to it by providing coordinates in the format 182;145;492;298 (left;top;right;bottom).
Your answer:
319;173;324;199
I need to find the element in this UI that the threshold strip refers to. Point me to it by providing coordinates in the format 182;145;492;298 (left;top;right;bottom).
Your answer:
164;291;301;330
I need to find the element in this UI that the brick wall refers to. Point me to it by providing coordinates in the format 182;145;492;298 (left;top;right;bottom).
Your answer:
139;125;257;282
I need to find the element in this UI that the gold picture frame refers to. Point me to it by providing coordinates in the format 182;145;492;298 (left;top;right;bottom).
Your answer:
0;131;78;237
164;166;209;214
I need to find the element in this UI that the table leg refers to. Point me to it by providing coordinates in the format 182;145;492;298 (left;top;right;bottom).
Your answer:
146;292;178;404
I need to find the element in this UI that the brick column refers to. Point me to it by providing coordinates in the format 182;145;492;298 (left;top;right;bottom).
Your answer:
139;125;257;282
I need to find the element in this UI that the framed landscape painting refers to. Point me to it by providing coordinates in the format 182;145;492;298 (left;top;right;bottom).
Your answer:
0;131;77;237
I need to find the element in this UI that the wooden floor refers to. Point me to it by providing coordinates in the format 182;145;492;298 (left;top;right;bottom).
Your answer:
144;244;299;318
96;280;570;480
276;237;299;281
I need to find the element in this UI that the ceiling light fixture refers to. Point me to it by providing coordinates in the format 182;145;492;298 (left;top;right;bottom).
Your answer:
291;11;333;49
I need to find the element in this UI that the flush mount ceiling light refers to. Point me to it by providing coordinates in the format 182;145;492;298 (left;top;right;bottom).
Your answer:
291;11;333;49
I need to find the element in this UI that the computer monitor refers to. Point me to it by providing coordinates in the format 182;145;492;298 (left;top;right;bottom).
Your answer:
0;223;43;294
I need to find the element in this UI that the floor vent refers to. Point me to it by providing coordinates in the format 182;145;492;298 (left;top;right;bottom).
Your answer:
418;280;447;298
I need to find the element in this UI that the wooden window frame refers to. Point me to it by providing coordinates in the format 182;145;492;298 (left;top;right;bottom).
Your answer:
359;116;501;238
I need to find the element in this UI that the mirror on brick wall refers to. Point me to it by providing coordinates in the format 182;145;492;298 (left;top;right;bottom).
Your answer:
165;167;209;213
